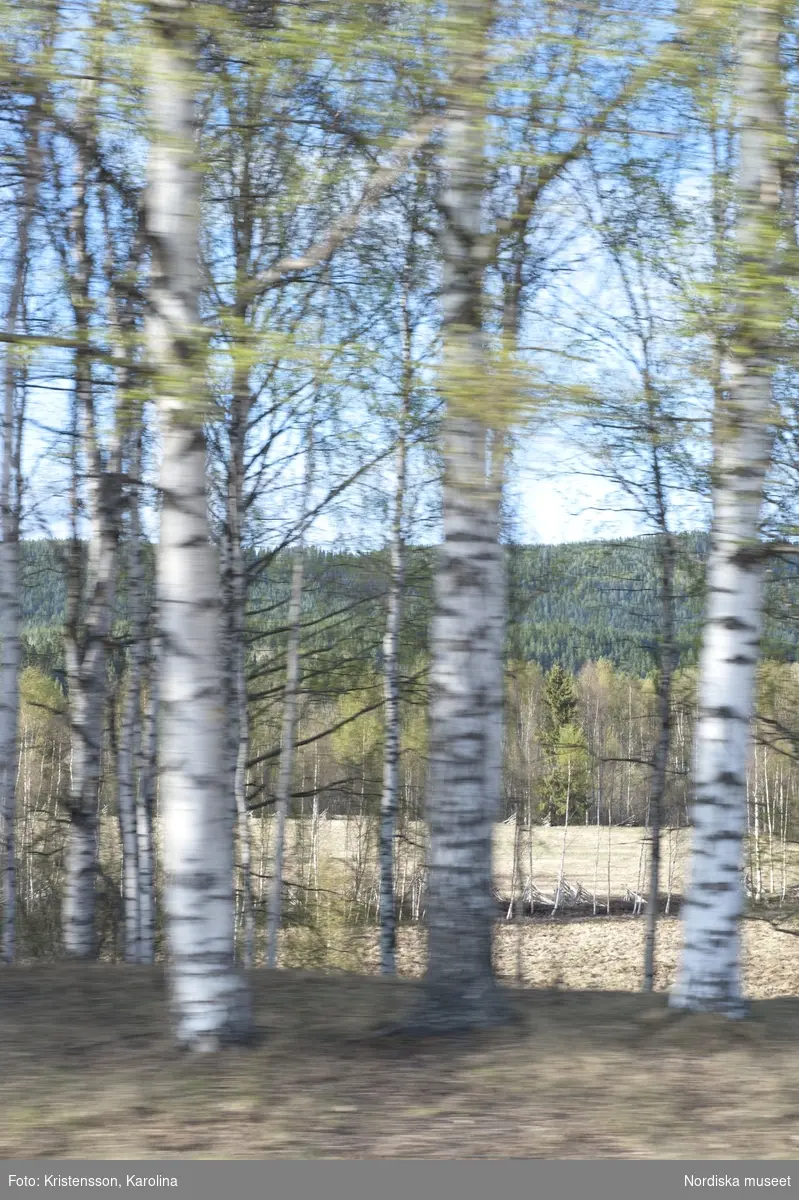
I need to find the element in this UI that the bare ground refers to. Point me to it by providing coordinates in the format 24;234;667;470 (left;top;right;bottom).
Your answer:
3;933;799;1160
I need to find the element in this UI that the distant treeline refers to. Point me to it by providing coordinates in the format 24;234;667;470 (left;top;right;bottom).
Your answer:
20;532;799;678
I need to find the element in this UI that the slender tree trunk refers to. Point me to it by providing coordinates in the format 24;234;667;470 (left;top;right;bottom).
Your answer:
266;441;313;969
764;755;774;896
117;632;142;963
224;113;257;965
552;761;571;917
671;3;785;1016
311;740;320;911
644;529;676;992
136;638;158;964
117;425;148;963
146;0;251;1046
780;769;788;903
0;117;34;962
379;290;410;975
225;391;254;967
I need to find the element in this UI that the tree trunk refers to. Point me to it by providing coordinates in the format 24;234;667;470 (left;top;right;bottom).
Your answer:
266;442;313;970
146;0;251;1047
225;388;254;968
61;88;122;959
63;400;119;958
117;628;142;964
117;426;148;963
379;290;410;975
671;2;785;1016
643;529;676;991
0;112;35;962
224;108;257;966
136;637;158;965
416;0;508;1031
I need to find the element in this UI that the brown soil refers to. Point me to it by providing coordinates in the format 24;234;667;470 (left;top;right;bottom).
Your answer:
2;954;799;1159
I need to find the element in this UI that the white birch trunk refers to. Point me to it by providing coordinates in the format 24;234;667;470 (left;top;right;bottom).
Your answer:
671;2;786;1015
63;414;120;957
136;637;159;964
379;294;410;975
643;519;677;990
224;379;254;967
223;110;257;964
117;631;141;963
61;92;122;958
146;0;251;1046
416;0;508;1030
117;428;147;963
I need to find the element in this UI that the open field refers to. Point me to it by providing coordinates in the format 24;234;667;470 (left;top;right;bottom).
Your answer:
243;821;799;902
279;913;799;999
2;963;799;1159
91;821;799;916
250;820;694;900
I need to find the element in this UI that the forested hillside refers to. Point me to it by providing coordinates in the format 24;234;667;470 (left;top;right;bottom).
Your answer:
19;533;799;677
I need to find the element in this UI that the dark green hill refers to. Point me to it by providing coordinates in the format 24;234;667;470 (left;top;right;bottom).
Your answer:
18;532;799;677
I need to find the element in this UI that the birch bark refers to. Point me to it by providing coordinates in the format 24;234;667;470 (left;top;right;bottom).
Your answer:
416;0;509;1030
379;279;411;976
643;525;676;991
136;634;158;964
224;368;253;966
221;102;257;968
117;425;146;962
671;2;787;1015
62;111;122;956
146;0;252;1045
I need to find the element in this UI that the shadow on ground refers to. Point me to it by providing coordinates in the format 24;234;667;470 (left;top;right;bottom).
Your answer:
1;964;798;1158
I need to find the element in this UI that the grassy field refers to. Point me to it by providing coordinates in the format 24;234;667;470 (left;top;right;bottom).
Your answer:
276;912;799;999
92;820;797;919
255;820;693;899
2;962;799;1159
244;820;797;901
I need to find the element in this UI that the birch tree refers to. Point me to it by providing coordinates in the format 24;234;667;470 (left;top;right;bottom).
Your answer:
376;162;437;975
415;0;510;1031
146;0;251;1047
671;0;790;1015
117;422;148;963
59;83;123;959
101;199;149;965
378;313;408;977
0;107;38;963
136;629;159;964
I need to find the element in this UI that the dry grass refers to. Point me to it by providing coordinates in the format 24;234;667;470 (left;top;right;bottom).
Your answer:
490;824;691;898
246;821;799;900
90;819;799;917
259;820;689;898
8;822;799;1158
277;914;799;1000
3;918;799;1159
